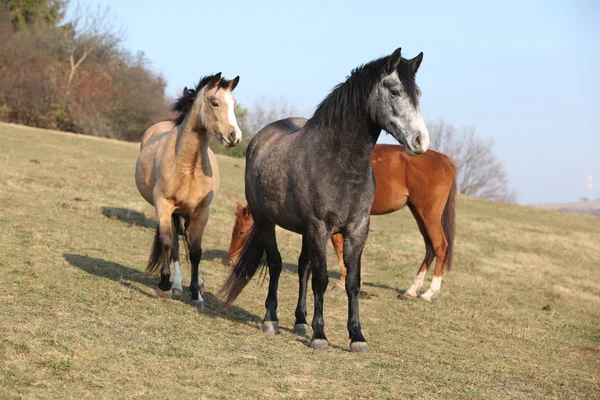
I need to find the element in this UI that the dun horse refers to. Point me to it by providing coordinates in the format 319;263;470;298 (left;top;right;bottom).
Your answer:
228;144;456;302
135;73;241;309
219;49;429;353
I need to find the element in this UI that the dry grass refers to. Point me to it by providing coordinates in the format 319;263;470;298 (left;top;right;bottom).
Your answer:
0;122;599;399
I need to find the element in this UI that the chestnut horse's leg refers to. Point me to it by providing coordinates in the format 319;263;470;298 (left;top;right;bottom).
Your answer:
187;207;210;310
293;235;310;336
331;234;346;291
154;197;175;298
403;204;435;298
419;213;448;302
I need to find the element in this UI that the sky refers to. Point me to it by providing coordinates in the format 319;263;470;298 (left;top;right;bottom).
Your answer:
83;0;599;204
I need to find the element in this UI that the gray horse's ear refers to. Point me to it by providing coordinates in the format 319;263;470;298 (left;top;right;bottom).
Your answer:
208;72;222;89
410;52;424;73
228;76;240;91
388;48;402;73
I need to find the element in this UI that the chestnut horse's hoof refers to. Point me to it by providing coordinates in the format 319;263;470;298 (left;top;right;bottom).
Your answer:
190;299;205;310
172;287;183;297
156;288;172;298
261;321;280;335
350;341;371;353
334;282;346;292
310;339;330;351
293;323;311;336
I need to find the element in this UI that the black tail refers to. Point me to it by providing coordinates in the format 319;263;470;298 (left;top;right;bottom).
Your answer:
442;176;457;270
218;224;266;307
146;215;181;275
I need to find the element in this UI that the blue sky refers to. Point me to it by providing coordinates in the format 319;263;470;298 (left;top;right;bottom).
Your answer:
87;0;599;204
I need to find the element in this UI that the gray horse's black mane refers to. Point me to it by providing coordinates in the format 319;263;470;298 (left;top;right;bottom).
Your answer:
306;55;418;131
172;74;233;125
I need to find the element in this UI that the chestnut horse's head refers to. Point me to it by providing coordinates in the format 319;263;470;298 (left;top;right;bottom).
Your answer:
227;202;254;266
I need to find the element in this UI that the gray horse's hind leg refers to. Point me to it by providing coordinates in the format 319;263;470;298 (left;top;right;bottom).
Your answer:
294;236;311;336
306;221;330;350
254;220;282;334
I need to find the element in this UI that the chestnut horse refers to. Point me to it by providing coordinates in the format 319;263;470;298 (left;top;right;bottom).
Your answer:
228;144;456;302
135;73;241;310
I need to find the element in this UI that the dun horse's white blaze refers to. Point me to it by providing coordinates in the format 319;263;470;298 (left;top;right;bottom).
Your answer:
224;92;242;144
421;276;442;302
405;270;426;297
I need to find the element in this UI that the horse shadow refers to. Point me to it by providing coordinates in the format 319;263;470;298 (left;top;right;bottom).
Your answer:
101;207;156;229
63;253;261;327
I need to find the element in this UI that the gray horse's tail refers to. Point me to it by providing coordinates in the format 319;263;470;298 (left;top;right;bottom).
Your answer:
218;225;266;307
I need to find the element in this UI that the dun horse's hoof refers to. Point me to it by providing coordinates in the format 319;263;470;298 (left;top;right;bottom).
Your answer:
350;341;371;353
190;299;205;310
419;293;434;302
156;288;172;299
261;321;280;335
172;287;183;297
310;339;330;351
334;283;346;292
293;323;311;336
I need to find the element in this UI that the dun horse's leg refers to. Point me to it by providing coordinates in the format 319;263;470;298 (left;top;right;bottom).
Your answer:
331;234;347;292
155;198;175;297
187;208;209;310
256;221;282;335
343;219;371;353
307;221;330;350
402;205;434;299
420;215;448;302
171;222;183;296
294;236;311;336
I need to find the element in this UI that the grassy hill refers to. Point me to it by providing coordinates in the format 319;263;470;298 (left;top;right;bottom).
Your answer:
1;122;598;399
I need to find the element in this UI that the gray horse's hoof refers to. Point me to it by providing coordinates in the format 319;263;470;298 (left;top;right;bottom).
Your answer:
156;288;172;299
310;339;330;351
190;299;205;311
350;341;371;353
293;323;311;336
172;287;183;297
261;321;280;335
334;283;346;292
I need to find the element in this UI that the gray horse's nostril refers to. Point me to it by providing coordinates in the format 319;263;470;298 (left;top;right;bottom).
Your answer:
413;134;422;148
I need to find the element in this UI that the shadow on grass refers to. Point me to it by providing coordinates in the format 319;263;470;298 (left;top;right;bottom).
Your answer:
63;253;262;328
101;207;156;229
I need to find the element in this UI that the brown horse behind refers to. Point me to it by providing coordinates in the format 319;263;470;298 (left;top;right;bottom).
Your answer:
228;144;456;301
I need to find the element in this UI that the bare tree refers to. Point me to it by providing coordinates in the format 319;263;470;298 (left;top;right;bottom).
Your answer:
427;119;517;202
246;96;301;134
63;1;123;96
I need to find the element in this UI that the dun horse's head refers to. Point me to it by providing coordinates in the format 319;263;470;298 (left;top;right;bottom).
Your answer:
369;48;430;156
227;202;254;266
199;73;242;147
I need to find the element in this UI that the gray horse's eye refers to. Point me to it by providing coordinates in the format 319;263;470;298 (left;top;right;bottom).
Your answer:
389;88;401;96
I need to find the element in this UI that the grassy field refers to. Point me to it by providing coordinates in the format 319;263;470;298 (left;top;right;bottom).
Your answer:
0;122;599;399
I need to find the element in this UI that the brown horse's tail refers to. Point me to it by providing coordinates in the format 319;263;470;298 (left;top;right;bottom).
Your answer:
146;215;182;275
218;224;267;307
442;176;457;271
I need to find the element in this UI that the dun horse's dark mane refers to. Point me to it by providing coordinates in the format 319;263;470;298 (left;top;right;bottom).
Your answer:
172;74;232;126
306;55;418;131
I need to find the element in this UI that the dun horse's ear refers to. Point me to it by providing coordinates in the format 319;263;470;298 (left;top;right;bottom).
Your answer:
183;87;189;96
388;48;402;74
208;72;222;89
410;52;424;73
228;76;240;91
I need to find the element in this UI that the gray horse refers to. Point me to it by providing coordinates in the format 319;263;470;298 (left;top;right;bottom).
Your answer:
220;48;429;353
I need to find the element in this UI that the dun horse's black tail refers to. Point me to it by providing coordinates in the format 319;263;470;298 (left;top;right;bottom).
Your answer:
218;224;266;307
146;215;183;275
442;176;457;270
